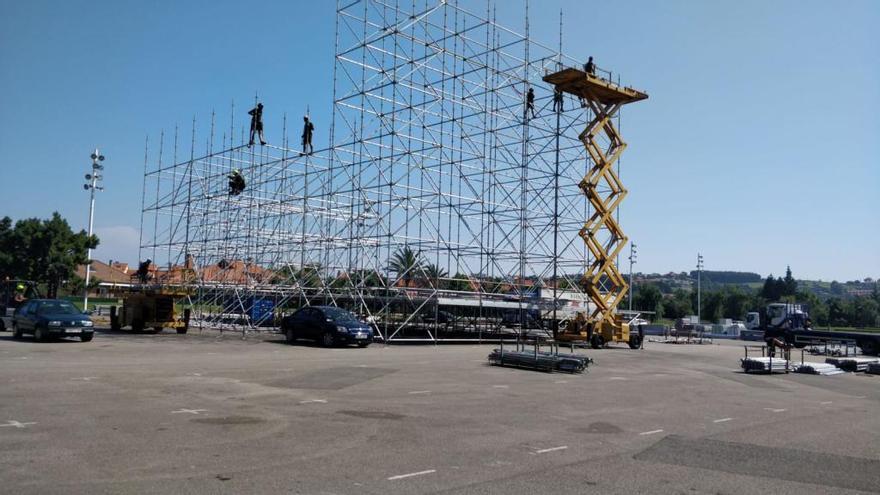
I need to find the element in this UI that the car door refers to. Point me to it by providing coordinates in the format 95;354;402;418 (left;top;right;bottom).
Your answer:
16;301;35;332
305;308;324;340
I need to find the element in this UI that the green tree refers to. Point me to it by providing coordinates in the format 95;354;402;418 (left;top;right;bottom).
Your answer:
782;266;798;296
721;286;750;320
701;291;724;323
421;262;448;289
388;246;423;286
663;289;693;319
633;283;663;317
0;213;98;298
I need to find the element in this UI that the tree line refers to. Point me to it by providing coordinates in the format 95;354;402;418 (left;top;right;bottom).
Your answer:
632;266;880;328
0;213;98;298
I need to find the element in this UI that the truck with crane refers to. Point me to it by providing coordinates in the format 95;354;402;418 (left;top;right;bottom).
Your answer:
747;302;880;356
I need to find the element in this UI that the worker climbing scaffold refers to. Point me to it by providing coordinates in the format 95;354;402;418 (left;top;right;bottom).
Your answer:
543;62;648;349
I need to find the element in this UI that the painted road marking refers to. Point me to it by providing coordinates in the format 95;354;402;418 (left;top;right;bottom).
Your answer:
535;445;568;454
763;408;787;413
639;429;664;436
171;409;207;415
72;377;98;381
713;418;733;423
387;469;436;481
609;376;627;381
187;373;203;377
554;380;569;384
820;401;833;405
299;399;328;404
0;420;36;428
492;385;509;389
408;390;431;395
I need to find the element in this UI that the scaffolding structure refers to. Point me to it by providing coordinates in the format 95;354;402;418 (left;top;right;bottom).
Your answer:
139;0;641;341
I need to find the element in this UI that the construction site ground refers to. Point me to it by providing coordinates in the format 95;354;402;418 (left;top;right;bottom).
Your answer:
1;329;878;494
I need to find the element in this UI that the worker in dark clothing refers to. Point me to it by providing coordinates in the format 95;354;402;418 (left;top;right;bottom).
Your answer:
552;87;564;112
301;116;314;156
584;56;596;76
228;169;246;196
248;103;266;147
137;259;151;284
525;87;536;119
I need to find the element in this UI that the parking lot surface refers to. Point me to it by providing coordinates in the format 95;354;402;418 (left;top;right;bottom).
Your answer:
1;330;878;494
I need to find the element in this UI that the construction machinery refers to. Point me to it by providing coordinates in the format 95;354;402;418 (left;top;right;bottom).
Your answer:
110;288;190;334
0;279;40;331
542;67;648;349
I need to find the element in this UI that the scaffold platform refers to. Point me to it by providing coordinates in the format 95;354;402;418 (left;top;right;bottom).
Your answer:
543;68;648;105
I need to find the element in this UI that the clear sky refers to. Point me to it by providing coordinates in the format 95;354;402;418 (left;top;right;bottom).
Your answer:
1;0;877;282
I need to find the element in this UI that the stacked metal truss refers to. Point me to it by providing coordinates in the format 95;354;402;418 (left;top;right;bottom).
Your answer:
140;0;630;340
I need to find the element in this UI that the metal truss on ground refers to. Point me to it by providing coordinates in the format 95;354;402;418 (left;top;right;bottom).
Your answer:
140;0;634;341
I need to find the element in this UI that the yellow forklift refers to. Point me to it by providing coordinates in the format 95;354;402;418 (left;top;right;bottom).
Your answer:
110;288;190;334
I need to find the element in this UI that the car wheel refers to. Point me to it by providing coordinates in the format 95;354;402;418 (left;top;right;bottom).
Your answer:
0;319;5;331
285;328;297;344
34;327;46;342
590;333;604;349
12;323;22;339
151;326;163;334
131;319;145;333
357;342;370;348
322;331;336;348
176;327;188;335
80;333;94;342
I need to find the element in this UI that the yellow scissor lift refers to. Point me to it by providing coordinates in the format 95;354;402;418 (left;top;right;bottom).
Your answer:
542;68;648;349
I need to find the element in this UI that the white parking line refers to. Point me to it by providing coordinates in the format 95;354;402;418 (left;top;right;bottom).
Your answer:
712;417;733;423
171;409;207;415
492;385;509;389
535;445;568;454
639;429;664;436
609;376;627;381
408;390;431;395
820;401;833;405
299;399;328;404
387;469;436;481
763;408;787;413
554;380;569;384
0;420;36;428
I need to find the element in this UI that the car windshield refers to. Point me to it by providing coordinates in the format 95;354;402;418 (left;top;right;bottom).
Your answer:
322;307;358;322
36;301;81;316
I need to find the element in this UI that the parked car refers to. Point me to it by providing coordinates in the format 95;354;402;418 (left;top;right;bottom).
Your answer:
280;306;373;347
12;299;95;342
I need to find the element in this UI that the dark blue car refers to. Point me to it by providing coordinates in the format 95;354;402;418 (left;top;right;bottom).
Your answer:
280;306;373;347
12;299;95;342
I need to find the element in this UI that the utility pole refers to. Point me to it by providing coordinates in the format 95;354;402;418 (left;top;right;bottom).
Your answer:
696;253;704;323
83;149;105;311
628;242;637;311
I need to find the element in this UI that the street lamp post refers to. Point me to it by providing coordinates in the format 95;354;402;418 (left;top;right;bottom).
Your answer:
628;242;637;312
696;253;704;323
83;149;105;312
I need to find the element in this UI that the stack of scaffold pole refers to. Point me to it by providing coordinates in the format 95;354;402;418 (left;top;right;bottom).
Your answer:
825;356;880;372
488;341;592;373
741;356;789;374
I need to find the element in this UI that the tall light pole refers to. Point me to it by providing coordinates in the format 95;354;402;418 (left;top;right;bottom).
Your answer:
696;253;704;323
83;149;105;311
628;242;637;311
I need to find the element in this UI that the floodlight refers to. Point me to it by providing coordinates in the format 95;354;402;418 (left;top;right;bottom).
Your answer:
98;155;105;161
83;184;90;190
85;174;92;180
91;153;98;160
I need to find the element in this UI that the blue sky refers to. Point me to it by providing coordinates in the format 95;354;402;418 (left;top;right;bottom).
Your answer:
1;0;877;281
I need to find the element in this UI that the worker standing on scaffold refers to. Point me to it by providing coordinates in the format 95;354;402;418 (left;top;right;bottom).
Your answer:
248;103;266;147
525;87;536;120
584;56;596;76
301;115;314;156
552;87;564;112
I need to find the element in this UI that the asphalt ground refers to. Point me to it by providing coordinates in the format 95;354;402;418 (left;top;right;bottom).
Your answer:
1;328;878;494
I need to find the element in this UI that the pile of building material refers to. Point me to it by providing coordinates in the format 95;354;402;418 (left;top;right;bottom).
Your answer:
825;356;880;372
792;362;845;376
488;349;591;373
741;357;789;373
867;363;880;375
